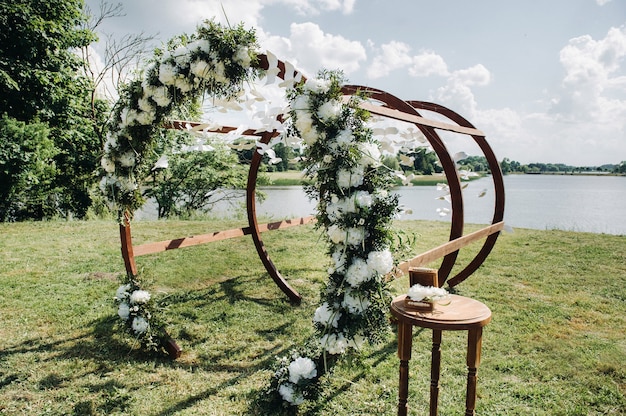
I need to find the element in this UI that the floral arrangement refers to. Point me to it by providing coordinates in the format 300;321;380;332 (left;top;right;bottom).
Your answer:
113;274;168;352
100;21;259;352
99;20;258;218
266;70;400;407
407;284;450;303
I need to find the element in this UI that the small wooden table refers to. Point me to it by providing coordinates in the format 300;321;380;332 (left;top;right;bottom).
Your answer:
391;294;492;416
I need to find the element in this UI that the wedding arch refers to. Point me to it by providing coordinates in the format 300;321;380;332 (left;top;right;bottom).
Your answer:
101;20;504;406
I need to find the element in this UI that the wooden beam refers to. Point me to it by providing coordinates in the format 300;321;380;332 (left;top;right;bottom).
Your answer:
132;216;316;257
356;100;485;137
396;222;505;275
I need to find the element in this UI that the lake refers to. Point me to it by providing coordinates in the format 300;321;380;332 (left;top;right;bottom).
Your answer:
254;175;626;235
137;175;626;235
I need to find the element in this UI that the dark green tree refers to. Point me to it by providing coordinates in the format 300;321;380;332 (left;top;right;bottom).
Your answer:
0;0;105;220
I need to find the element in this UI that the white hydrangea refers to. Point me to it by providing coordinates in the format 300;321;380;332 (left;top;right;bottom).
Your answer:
367;249;394;275
117;302;130;320
327;224;345;244
407;284;449;302
319;332;348;355
342;291;370;314
158;63;177;85
174;76;193;93
278;384;304;405
304;78;331;94
313;302;341;328
288;357;317;384
129;290;151;304
317;100;342;122
336;167;364;189
115;284;131;301
118;151;136;168
131;316;149;334
145;85;171;107
294;111;317;145
137;97;154;113
190;60;211;79
101;157;115;173
345;257;373;287
233;46;251;67
345;227;366;246
355;191;373;208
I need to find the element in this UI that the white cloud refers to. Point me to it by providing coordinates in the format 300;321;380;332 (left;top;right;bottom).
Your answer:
259;22;366;76
450;64;491;86
408;51;449;77
271;0;356;15
367;41;413;79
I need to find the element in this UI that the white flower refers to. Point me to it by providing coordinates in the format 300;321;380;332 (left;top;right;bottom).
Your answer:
129;290;151;304
342;291;370;314
355;191;373;208
115;284;131;301
337;167;364;189
313;302;341;328
172;45;190;66
190;60;211;79
317;100;342;122
146;86;171;107
358;142;381;167
294;111;316;144
104;133;118;152
345;227;366;246
158;63;178;85
131;316;149;334
331;247;347;273
101;157;115;173
345;257;373;287
278;384;304;405
233;46;252;67
137;97;154;113
304;78;330;94
288;357;317;384
174;76;193;93
118;151;136;168
319;332;348;355
407;284;449;302
117;177;138;193
327;224;345;244
335;129;353;146
117;302;130;320
367;249;394;275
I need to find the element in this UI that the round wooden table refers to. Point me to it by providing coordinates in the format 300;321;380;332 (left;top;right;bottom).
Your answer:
390;294;492;416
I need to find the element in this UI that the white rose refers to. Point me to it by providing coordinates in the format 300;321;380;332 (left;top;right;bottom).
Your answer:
355;191;373;208
317;100;342;122
129;290;151;304
117;302;130;320
313;302;341;328
304;78;330;94
288;357;317;384
327;224;345;244
367;249;394;275
345;257;373;287
131;316;149;334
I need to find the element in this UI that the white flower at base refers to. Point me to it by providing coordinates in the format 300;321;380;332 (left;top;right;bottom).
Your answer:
319;332;348;355
288;357;317;384
117;302;130;320
131;316;149;334
129;290;151;304
278;384;304;405
115;284;131;301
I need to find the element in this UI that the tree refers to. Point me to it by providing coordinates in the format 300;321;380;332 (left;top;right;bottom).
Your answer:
0;0;105;220
145;138;249;219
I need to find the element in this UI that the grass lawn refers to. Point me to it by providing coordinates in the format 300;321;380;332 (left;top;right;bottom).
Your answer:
0;219;624;415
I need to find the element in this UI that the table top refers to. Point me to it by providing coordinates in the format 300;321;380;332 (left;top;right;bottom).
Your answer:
391;294;492;330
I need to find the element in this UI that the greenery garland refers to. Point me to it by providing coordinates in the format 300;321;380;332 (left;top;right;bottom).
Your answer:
102;21;400;406
103;21;258;353
265;71;400;407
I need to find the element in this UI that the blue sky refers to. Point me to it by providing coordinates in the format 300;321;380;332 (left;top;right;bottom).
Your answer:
87;0;626;166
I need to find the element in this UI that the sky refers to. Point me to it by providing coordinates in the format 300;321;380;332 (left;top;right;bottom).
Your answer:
85;0;626;166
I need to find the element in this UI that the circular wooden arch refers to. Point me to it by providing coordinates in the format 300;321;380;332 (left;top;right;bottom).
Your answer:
119;54;505;309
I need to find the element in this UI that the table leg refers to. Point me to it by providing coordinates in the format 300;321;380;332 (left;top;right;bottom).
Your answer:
430;329;442;416
397;321;413;416
465;327;483;416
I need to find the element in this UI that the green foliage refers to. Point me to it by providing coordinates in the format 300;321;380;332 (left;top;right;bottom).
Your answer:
0;115;58;220
145;140;248;219
0;0;106;220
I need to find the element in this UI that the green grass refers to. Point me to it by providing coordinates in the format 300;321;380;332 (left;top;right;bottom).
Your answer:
0;219;625;415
